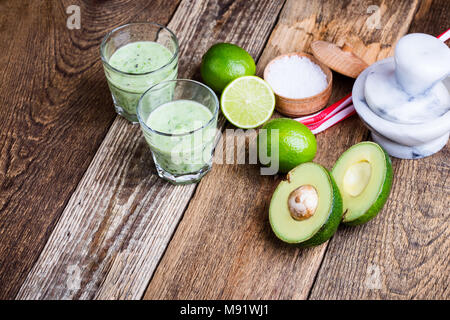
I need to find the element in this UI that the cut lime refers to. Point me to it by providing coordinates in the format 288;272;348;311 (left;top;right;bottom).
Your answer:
220;76;275;129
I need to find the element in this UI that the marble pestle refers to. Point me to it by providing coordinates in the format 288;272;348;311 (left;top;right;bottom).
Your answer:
364;33;450;124
395;33;450;96
352;32;450;159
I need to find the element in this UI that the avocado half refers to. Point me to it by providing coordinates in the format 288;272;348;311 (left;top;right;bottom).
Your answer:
269;162;343;247
332;142;393;226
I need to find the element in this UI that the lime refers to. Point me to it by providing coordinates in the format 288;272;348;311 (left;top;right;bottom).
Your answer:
258;118;317;173
220;76;275;129
201;43;256;92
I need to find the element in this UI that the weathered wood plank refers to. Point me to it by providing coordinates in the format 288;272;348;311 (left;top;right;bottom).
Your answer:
0;0;180;300
309;0;450;300
16;0;285;300
144;0;419;299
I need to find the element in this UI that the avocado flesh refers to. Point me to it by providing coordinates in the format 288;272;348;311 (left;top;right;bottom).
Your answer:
332;142;393;225
269;162;343;246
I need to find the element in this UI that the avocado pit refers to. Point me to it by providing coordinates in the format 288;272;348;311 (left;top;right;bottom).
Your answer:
343;160;372;197
288;185;318;220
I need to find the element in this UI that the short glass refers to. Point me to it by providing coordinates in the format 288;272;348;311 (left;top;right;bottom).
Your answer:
137;79;219;185
100;22;179;123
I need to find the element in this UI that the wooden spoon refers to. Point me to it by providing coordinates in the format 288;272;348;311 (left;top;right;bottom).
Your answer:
311;41;369;78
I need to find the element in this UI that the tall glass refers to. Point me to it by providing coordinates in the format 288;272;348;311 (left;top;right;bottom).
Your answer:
137;80;219;185
100;22;179;123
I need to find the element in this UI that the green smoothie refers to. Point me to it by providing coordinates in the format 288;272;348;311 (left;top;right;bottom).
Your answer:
109;41;172;73
104;41;177;121
143;100;215;175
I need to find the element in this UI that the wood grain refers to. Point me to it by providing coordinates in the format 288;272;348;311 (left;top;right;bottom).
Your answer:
0;0;180;300
144;0;419;299
16;0;285;300
309;0;450;300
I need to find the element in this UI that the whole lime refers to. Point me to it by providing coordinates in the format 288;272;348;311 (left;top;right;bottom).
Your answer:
258;118;317;173
201;43;256;92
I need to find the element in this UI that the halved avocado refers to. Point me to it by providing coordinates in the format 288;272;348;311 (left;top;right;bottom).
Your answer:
332;142;393;226
269;162;343;247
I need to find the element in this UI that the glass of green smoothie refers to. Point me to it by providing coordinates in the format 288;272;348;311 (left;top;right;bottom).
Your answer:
137;79;219;185
100;22;179;123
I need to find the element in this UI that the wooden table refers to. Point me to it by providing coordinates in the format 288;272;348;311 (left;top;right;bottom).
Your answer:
0;0;448;300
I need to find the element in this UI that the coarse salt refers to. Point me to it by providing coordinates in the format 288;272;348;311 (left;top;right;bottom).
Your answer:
266;55;328;99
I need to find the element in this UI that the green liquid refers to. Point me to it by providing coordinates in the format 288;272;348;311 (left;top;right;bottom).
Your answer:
104;41;177;120
109;41;172;74
144;100;215;175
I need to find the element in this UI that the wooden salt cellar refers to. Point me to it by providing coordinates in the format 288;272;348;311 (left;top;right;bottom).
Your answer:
263;52;333;117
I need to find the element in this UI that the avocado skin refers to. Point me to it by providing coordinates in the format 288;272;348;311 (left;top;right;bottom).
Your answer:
343;146;393;226
299;170;343;248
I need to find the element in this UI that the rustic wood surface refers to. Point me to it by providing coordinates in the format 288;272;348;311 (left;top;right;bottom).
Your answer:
16;0;285;300
144;0;427;300
0;0;180;299
0;0;448;300
309;0;450;300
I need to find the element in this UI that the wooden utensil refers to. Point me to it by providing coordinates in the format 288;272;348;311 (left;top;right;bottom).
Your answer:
311;41;369;78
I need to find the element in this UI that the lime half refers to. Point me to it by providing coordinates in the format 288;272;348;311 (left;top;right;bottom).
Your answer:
220;76;275;129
